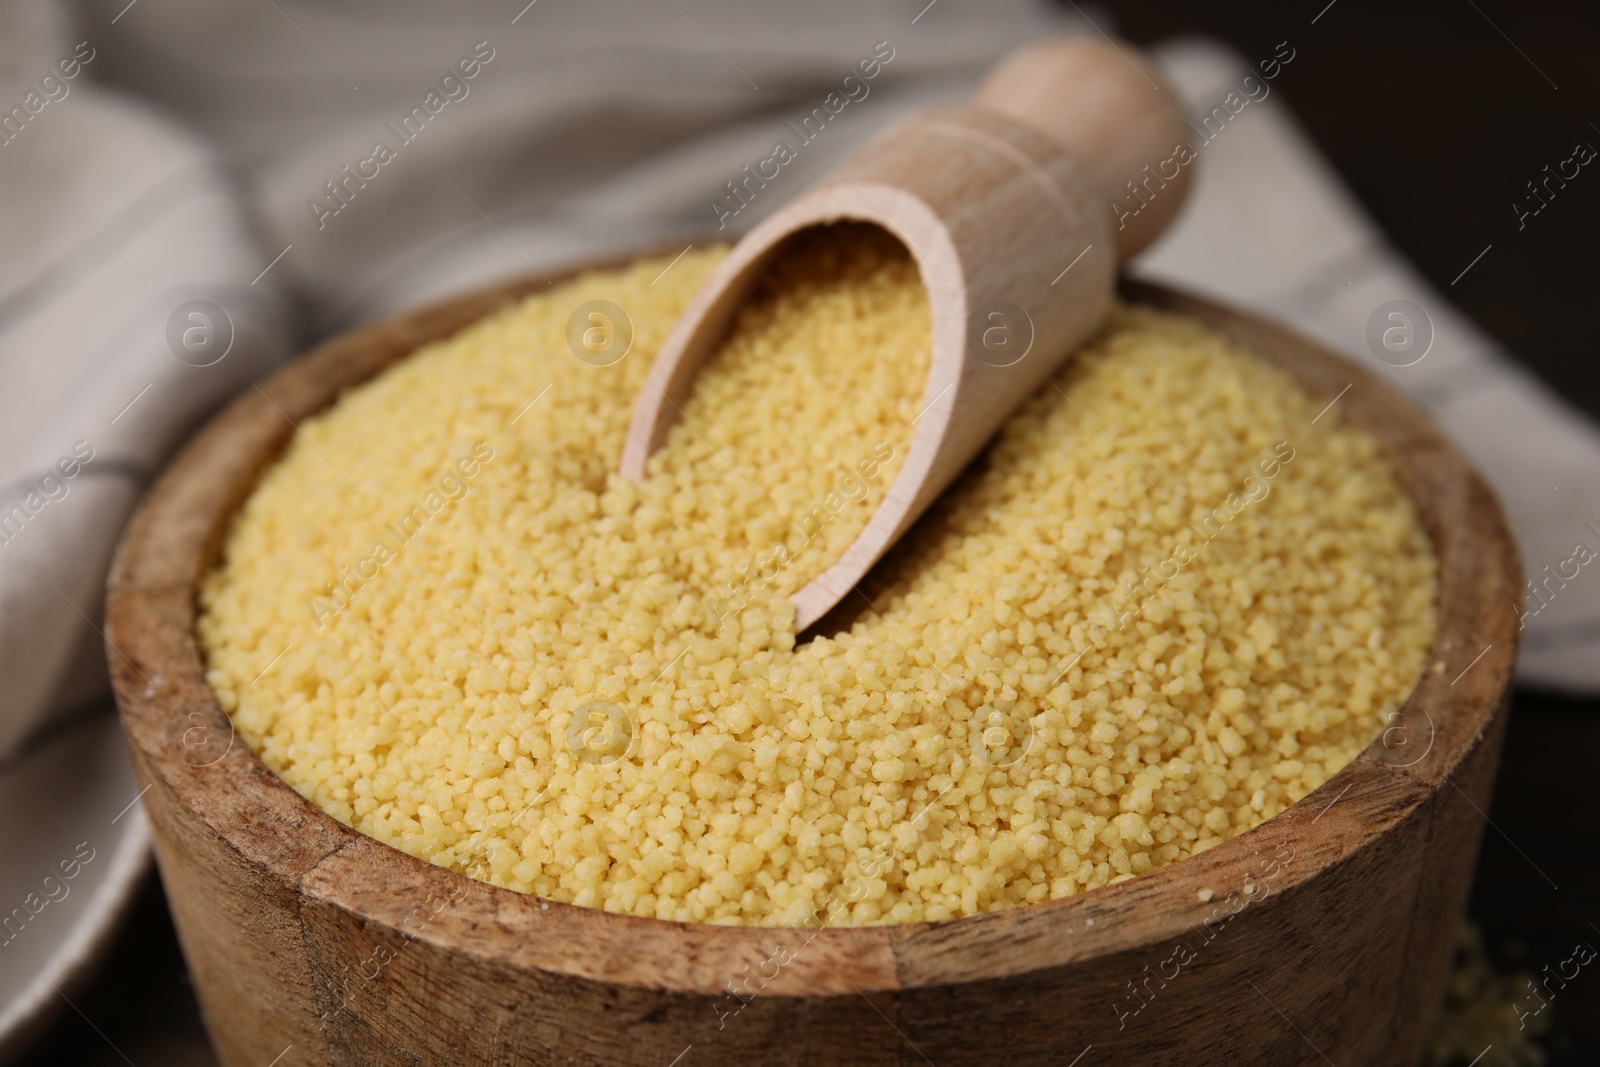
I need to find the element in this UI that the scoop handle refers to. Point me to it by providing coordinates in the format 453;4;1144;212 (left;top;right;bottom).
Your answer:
974;37;1191;259
622;36;1194;633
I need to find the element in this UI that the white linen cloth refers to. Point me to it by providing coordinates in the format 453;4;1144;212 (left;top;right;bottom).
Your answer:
2;0;1596;762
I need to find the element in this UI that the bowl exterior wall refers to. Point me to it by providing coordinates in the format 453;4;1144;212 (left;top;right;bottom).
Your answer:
106;262;1519;1067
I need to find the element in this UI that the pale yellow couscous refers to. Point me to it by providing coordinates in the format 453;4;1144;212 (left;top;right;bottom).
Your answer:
198;226;1437;926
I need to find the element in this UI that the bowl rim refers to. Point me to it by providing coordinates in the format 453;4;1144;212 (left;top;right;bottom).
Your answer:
104;246;1521;1001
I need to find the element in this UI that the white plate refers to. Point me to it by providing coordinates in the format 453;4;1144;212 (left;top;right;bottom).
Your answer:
0;711;151;1064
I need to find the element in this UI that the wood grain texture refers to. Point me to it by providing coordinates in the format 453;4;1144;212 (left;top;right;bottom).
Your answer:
105;260;1520;1066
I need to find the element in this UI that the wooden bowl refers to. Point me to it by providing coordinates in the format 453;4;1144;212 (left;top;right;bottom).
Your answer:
105;253;1520;1067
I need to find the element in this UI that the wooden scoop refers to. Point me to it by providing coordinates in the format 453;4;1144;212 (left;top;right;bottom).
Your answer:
621;37;1193;631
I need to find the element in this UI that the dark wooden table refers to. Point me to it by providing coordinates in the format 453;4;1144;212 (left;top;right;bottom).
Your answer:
16;1;1599;1063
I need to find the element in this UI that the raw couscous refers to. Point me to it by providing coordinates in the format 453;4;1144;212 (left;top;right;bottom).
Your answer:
197;225;1437;927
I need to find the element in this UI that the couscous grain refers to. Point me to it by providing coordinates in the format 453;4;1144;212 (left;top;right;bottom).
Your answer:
198;227;1437;926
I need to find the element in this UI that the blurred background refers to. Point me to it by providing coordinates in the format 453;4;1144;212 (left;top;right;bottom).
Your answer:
0;0;1596;1063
